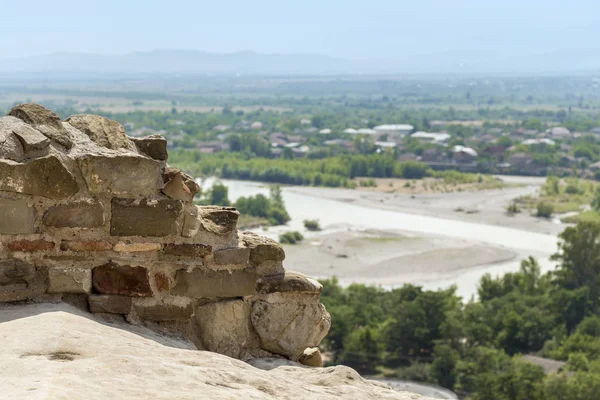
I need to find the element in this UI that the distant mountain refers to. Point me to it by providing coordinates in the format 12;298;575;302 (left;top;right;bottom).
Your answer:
0;49;599;76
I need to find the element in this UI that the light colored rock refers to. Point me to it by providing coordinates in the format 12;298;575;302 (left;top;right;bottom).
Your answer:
181;206;201;238
42;201;105;228
0;116;26;161
256;271;322;294
65;114;135;150
110;198;182;237
131;135;168;160
199;206;239;236
0;198;36;234
0;303;429;400
8;103;72;149
213;247;250;265
161;172;193;202
48;267;91;294
171;268;257;298
251;293;331;360
298;347;323;367
242;231;285;264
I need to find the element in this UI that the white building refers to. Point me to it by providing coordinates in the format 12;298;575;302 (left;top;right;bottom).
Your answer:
373;124;414;136
356;128;376;135
319;128;332;135
411;131;451;144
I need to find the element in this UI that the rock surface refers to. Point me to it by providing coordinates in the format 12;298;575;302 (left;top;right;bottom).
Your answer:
0;303;430;400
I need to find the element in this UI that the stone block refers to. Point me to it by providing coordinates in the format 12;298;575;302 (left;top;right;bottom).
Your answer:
88;294;132;314
48;267;92;294
0;156;79;199
199;206;239;236
11;123;50;152
113;242;162;252
256;271;322;295
213;247;250;265
0;259;35;285
0;116;26;162
242;231;285;264
92;262;152;297
8;103;72;149
171;268;257;298
60;240;112;252
162;172;193;202
131;135;168;160
65;114;135;150
194;300;256;359
133;301;193;321
6;239;55;252
0;260;46;302
298;348;323;367
161;243;211;258
77;154;161;197
110;198;182;237
0;198;36;234
42;201;104;228
181;207;201;238
154;272;170;292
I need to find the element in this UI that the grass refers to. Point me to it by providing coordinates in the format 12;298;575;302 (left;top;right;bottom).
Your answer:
561;210;600;224
237;215;271;230
514;178;598;215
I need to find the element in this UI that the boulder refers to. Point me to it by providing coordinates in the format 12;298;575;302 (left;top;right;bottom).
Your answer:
199;206;239;236
110;198;182;237
256;271;322;295
242;231;285;264
77;154;161;197
92;262;152;297
0;116;26;161
171;268;257;298
0;198;36;234
251;294;331;360
11;123;50;153
8;103;72;149
298;347;324;368
0;155;79;199
193;300;258;359
42;201;105;228
65;114;135;150
130;135;168;160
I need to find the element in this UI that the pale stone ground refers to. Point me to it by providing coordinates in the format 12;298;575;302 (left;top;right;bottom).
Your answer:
0;303;431;400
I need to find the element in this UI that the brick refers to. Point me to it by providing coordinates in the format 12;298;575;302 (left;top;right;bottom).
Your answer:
42;201;104;228
88;295;132;314
48;267;92;294
113;242;161;252
0;198;36;234
171;268;257;298
161;243;211;258
60;240;112;252
213;247;250;265
133;302;193;321
110;198;182;237
7;239;55;252
131;135;168;161
154;272;170;292
92;262;152;297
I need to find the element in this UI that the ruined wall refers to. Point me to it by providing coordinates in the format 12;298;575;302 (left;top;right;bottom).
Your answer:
0;103;330;362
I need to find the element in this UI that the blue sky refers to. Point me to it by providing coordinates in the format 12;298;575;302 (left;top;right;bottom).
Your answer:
1;0;599;59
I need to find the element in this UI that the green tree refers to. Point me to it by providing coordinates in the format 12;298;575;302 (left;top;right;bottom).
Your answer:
430;343;459;390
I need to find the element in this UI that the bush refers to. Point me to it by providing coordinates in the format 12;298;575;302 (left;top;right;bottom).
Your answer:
304;219;322;231
537;202;554;218
506;202;520;215
279;231;304;245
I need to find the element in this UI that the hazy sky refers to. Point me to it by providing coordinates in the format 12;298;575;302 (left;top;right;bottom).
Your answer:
1;0;599;59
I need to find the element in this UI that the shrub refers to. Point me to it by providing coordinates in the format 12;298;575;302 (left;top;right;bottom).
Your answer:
506;202;520;215
537;202;554;218
303;219;322;231
279;231;304;245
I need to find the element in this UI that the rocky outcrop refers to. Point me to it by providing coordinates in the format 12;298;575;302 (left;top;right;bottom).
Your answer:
0;104;330;362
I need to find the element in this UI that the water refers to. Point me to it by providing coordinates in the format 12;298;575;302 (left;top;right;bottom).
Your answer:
200;178;558;298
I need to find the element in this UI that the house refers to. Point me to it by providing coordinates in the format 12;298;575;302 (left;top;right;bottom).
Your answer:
522;138;556;146
373;124;414;137
375;141;397;149
343;128;358;134
548;127;570;138
398;153;418;162
508;153;534;169
213;125;230;132
411;132;451;144
589;161;600;171
319;128;332;135
356;128;376;135
300;119;312;126
559;154;577;168
251;121;264;130
453;145;478;164
421;148;445;162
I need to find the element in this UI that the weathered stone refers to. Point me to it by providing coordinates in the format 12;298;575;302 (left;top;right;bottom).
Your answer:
181;207;201;238
0;116;26;161
7;239;55;252
199;206;239;236
0;259;35;285
48;267;92;294
162;172;193;202
8;103;72;149
76;154;161;197
194;300;256;359
251;294;331;360
298;348;323;368
92;262;152;297
11;123;50;152
113;242;162;252
171;268;257;298
65;114;135;150
154;272;170;292
110;198;182;237
131;135;168;160
133;301;193;321
181;172;200;196
161;243;212;258
60;240;112;252
42;201;104;228
242;231;285;264
88;294;132;314
213;247;250;265
0;198;36;234
0;156;79;199
256;271;322;295
163;168;199;198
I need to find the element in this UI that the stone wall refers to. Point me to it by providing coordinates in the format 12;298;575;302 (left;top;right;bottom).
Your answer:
0;103;330;362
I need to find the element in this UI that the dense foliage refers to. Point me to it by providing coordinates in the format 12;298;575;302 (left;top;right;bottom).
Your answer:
319;221;600;399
